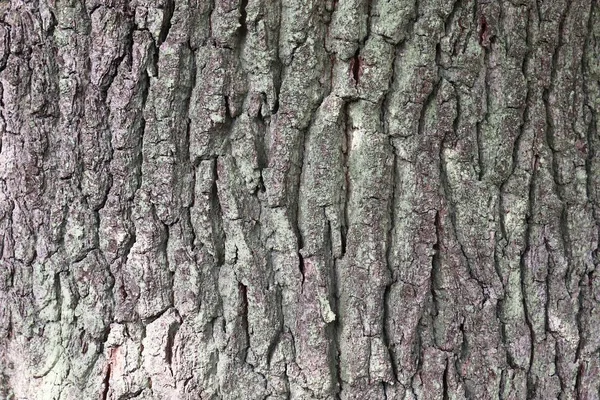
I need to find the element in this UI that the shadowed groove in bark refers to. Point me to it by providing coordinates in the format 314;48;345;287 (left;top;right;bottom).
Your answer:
101;363;111;400
522;153;539;397
442;357;450;400
238;0;249;39
383;148;398;384
157;0;174;46
238;281;250;360
430;210;441;321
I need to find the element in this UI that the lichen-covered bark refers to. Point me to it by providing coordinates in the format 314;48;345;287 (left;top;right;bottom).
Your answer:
1;0;599;399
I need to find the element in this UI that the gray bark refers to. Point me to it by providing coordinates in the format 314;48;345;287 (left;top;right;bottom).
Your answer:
1;0;599;399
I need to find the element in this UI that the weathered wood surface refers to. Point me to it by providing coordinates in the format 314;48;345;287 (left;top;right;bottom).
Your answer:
1;0;599;399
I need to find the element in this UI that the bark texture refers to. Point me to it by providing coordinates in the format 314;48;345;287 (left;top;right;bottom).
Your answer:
1;0;600;399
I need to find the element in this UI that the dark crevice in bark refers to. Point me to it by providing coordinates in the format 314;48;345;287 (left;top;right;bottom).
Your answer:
100;363;111;400
380;46;400;386
442;356;450;400
291;104;320;275
224;95;234;121
272;4;283;116
53;200;71;254
323;220;342;397
382;38;401;124
271;97;280;115
340;102;352;258
206;0;215;42
383;137;398;382
431;210;441;321
266;289;283;366
134;68;150;218
575;361;584;399
54;272;62;321
254;98;268;193
6;315;12;340
456;234;478;292
381;282;398;382
494;241;506;320
142;304;170;326
211;158;226;266
409;317;427;397
553;338;565;394
163;223;175;308
543;247;553;335
165;319;180;367
238;0;249;39
350;49;361;84
238;281;250;361
339;214;347;259
181;50;197;147
499;368;507;400
522;154;539;397
184;181;199;260
364;0;373;44
534;0;542;26
457;320;472;398
97;324;112;353
574;273;587;363
478;14;488;47
157;0;174;46
150;40;161;78
476;37;491;182
297;250;305;289
119;277;129;302
417;65;440;146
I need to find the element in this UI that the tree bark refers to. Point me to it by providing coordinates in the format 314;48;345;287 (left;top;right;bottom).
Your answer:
1;0;599;399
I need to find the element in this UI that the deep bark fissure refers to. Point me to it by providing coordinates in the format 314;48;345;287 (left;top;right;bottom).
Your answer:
238;281;250;361
157;0;175;46
430;210;441;320
100;363;111;400
522;155;539;397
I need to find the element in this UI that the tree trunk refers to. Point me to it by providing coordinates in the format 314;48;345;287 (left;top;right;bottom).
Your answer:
1;0;599;399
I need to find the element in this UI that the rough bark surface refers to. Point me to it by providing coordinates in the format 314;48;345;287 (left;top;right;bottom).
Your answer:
1;0;599;399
